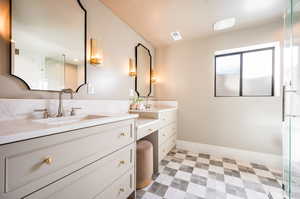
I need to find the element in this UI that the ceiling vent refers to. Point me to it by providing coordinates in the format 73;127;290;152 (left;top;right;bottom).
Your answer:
171;31;182;41
214;18;236;31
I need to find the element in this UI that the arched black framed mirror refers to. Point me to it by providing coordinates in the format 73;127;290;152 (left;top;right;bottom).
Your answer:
135;43;152;97
10;0;87;92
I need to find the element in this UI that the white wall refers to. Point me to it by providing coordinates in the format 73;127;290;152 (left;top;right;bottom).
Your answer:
156;21;283;155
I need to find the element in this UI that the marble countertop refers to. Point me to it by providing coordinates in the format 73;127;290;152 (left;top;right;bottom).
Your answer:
135;118;160;129
0;113;138;145
130;106;177;114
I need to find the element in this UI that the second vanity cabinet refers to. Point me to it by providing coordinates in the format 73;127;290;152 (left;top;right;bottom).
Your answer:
0;119;135;199
133;108;177;167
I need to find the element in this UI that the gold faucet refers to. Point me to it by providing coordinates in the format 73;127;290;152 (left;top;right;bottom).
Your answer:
57;88;74;117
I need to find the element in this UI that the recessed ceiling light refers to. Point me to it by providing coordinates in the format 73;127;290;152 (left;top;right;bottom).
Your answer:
171;32;182;41
213;18;236;31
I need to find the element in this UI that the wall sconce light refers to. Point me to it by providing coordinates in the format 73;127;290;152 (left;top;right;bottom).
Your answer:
129;58;136;77
90;38;102;65
151;69;158;83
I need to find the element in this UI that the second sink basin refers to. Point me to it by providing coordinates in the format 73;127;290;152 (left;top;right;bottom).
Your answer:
32;115;109;125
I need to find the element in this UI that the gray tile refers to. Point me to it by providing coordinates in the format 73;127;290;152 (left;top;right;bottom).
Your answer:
210;160;223;167
171;157;184;163
170;178;189;191
178;149;188;154
226;184;247;199
209;171;224;182
258;176;281;188
195;162;209;170
238;165;255;174
148;182;169;197
199;153;210;159
167;151;176;156
251;163;269;171
161;159;169;166
186;155;197;162
205;188;226;199
224;168;241;178
190;174;207;186
223;158;237;164
243;180;266;193
136;189;146;199
162;167;177;177
179;165;194;173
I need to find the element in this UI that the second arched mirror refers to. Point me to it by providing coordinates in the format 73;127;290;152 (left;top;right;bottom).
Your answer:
135;43;152;97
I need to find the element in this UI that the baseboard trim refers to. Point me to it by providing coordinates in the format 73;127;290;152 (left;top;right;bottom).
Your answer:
176;140;282;170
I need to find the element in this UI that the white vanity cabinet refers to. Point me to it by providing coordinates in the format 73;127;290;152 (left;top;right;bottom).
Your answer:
133;108;177;166
158;110;177;162
0;119;135;199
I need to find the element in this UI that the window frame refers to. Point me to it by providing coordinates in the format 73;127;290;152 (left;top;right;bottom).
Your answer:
214;47;275;97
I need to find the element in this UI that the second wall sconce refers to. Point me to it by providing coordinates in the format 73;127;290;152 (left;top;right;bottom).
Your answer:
129;58;136;77
151;69;157;83
90;38;102;65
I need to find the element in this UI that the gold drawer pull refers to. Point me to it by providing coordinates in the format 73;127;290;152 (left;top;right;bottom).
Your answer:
119;160;126;165
119;188;125;194
120;132;127;137
43;157;53;165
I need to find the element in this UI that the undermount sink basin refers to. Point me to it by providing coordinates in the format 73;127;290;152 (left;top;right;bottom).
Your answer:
32;115;109;125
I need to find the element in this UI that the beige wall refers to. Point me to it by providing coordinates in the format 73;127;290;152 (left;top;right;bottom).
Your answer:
156;21;283;155
0;0;154;99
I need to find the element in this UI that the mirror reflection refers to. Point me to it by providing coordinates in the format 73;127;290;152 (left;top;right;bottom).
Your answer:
135;43;152;97
11;0;86;91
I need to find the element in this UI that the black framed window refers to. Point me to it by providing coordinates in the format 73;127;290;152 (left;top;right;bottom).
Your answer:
214;47;275;97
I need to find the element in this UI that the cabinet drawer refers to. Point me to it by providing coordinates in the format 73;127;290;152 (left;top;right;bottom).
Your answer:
159;135;176;162
24;144;135;199
96;169;134;199
159;123;177;145
0;120;134;198
159;110;177;127
136;120;160;140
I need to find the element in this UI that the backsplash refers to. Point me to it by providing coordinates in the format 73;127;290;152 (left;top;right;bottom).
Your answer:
0;99;177;121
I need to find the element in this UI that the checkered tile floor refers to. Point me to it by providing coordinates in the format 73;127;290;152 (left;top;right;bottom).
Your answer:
136;148;283;199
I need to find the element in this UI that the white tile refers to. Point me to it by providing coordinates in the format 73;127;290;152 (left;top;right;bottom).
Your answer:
186;182;206;198
254;169;274;178
164;187;186;199
226;193;244;199
167;161;181;170
175;153;186;159
209;165;224;174
245;189;268;199
192;167;209;178
240;172;260;183
175;170;192;181
216;181;226;193
206;178;216;189
224;175;244;188
142;192;163;199
182;159;196;167
197;157;210;164
262;185;283;196
155;174;174;186
187;152;198;157
223;162;239;170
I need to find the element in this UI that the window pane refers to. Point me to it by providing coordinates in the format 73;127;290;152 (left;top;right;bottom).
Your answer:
215;54;240;96
242;49;273;96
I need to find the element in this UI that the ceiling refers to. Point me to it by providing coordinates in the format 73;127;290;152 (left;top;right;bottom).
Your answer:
100;0;285;47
